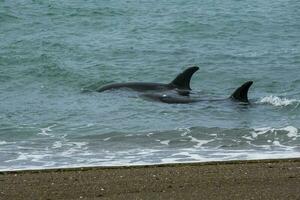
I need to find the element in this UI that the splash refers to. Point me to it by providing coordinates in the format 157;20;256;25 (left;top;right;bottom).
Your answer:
259;96;300;107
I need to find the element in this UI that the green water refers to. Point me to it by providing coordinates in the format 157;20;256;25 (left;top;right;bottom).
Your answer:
0;0;300;170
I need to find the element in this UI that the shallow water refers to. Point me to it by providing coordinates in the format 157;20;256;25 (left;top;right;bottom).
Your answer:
1;0;300;171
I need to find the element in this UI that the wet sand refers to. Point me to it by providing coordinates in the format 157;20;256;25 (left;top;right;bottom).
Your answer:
1;158;300;200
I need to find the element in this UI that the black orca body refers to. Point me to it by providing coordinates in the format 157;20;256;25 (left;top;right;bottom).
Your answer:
141;81;253;104
97;66;199;94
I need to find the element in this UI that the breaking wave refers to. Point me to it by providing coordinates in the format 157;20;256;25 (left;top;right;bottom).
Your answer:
251;126;299;139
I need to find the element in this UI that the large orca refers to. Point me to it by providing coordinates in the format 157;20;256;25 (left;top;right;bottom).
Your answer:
96;66;199;94
141;81;253;104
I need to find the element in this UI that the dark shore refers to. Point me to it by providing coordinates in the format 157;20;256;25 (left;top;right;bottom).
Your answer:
1;158;300;200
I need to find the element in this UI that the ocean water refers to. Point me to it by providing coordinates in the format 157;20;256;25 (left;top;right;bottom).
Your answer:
1;0;300;171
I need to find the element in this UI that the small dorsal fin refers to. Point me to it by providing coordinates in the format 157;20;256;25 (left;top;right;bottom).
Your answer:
169;66;199;90
230;81;253;103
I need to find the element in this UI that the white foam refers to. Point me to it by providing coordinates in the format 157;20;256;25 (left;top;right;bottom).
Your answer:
177;127;191;136
242;136;254;140
125;134;133;137
272;141;282;146
103;137;111;141
160;140;170;145
178;152;206;160
5;152;50;163
251;126;299;139
37;124;56;136
87;123;94;127
70;142;88;149
283;126;299;138
0;141;8;145
58;142;89;156
161;152;206;163
52;141;63;149
251;127;271;138
188;136;213;148
1;148;300;172
259;95;300;107
238;151;300;161
147;132;154;137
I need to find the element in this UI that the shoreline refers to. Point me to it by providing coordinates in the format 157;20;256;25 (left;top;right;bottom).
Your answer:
1;158;300;199
2;157;300;173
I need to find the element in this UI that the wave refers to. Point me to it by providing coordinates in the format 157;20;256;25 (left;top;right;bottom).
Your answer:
1;125;299;171
251;126;299;139
0;12;20;22
258;95;300;107
0;141;8;145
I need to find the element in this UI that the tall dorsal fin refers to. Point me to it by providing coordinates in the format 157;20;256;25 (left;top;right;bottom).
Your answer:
230;81;253;103
169;66;199;90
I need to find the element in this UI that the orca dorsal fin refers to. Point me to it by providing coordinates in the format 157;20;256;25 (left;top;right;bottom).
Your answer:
230;81;253;103
170;66;199;90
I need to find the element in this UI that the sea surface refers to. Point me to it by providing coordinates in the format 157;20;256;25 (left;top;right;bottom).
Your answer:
1;0;300;171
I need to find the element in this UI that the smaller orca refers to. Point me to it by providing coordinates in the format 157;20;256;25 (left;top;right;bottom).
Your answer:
141;81;254;104
96;66;199;94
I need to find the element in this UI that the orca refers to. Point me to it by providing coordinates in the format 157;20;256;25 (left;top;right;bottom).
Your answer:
96;66;199;94
141;81;253;104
